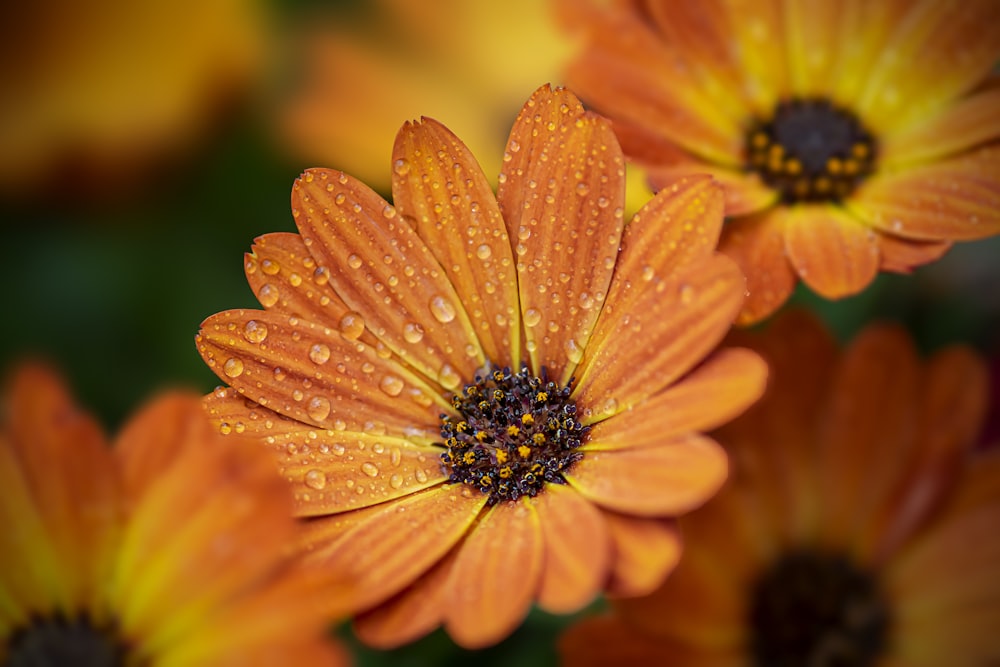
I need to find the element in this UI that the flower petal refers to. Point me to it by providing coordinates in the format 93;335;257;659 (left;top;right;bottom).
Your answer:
586;347;768;448
856;0;1000;135
391;117;521;368
783;0;852;97
647;164;778;218
568;435;728;517
445;498;543;648
5;363;118;618
783;204;880;299
603;513;682;598
292;168;485;385
882;80;1000;168
197;309;444;440
718;208;797;326
878;233;952;274
496;85;625;384
311;484;486;618
242;232;379;349
352;547;460;649
534;484;610;614
849;145;1000;241
574;254;745;422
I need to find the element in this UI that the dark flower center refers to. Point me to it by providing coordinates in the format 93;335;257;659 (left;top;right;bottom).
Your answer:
7;615;130;667
439;365;586;504
749;550;890;667
746;98;877;203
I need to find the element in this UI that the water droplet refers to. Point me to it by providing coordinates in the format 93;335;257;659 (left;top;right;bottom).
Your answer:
379;375;404;396
289;272;303;287
564;338;584;364
390;447;402;466
576;182;590;196
273;367;286;381
523;308;541;327
258;284;279;307
306;396;331;421
361;462;379;478
243;320;268;344
393;159;411;175
261;259;280;275
403;322;425;343
223;358;245;378
304;469;327;490
382;205;397;219
476;244;492;260
347;254;363;270
429;295;457;323
389;474;404;489
679;284;695;304
641;265;655;282
438;363;462;390
340;312;365;340
309;343;331;365
415;469;429;483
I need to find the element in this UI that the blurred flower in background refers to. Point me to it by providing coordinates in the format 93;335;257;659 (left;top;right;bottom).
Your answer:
563;0;1000;325
277;0;577;194
0;0;266;203
560;312;1000;666
197;85;766;649
0;362;348;665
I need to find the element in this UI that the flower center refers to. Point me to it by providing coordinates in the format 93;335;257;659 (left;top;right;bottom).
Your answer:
749;550;890;667
7;615;130;667
440;365;586;504
746;98;877;203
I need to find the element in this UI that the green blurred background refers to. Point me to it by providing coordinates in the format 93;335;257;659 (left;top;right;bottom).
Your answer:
1;1;997;664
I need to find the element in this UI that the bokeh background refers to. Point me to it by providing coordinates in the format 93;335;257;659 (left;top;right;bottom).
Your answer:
2;1;998;664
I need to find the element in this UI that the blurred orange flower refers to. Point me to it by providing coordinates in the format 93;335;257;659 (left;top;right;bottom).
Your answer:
564;0;1000;324
278;0;575;194
560;312;1000;666
197;85;766;648
0;0;264;198
0;363;347;666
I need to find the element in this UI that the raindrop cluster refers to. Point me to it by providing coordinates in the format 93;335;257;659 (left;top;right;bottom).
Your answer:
440;365;587;504
746;97;877;203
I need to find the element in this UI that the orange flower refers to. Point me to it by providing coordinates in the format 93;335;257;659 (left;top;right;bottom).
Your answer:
0;363;346;666
563;0;1000;324
560;312;1000;666
197;84;767;648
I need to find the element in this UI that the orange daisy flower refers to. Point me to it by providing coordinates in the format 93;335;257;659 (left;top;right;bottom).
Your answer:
197;84;767;649
560;312;1000;666
563;0;1000;324
0;363;347;666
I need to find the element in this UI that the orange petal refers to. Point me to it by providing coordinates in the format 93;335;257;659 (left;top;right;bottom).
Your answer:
445;498;543;648
563;5;744;165
718;208;797;326
277;432;445;517
574;254;745;422
856;0;1000;135
783;0;852;97
496;85;625;384
197;308;444;439
313;484;486;618
292;168;485;384
722;0;788;112
849;145;1000;241
568;435;728;517
647;163;779;218
391;118;521;369
878;233;952;274
534;484;610;614
823;2;911;104
783;204;880;299
243;232;380;349
586;347;768;447
883;80;1000;168
603;513;682;598
5;363;119;618
352;546;461;649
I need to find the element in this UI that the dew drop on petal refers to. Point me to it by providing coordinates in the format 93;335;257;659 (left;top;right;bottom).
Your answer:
243;320;268;343
438;363;462;390
261;259;280;275
680;284;695;304
258;284;279;307
361;462;380;478
339;312;365;340
476;244;492;260
223;358;245;378
308;343;331;365
389;474;404;489
403;322;425;343
429;295;457;323
523;308;541;327
306;396;331;422
304;469;327;490
394;158;411;175
347;254;363;270
390;447;402;466
379;375;404;397
564;338;584;364
415;469;428;483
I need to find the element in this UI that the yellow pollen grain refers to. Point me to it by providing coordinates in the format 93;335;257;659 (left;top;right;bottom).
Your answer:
536;392;548;402
463;451;476;464
506;425;520;437
496;449;508;464
475;431;489;442
456;421;469;433
480;475;493;486
826;157;842;174
499;466;513;479
521;414;534;425
523;441;537;455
